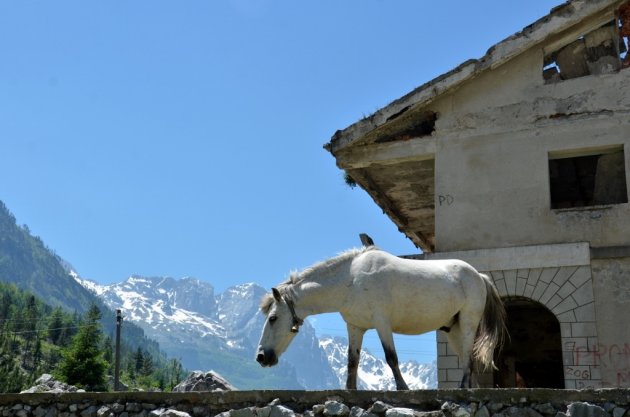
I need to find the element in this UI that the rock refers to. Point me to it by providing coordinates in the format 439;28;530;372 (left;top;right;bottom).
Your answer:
36;374;55;385
97;407;112;417
385;408;416;417
504;407;544;417
173;371;236;392
192;407;207;416
567;403;608;417
455;408;472;417
350;407;367;417
613;409;627;417
442;402;471;417
313;405;326;415
149;409;166;417
161;410;192;417
34;406;48;417
324;401;350;417
534;404;558;416
270;406;295;417
20;374;81;393
370;402;392;415
488;404;505;414
230;408;257;417
80;406;98;417
258;407;272;417
475;406;490;417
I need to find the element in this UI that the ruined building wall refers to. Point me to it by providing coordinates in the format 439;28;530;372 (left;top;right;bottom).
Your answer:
591;257;630;387
425;44;630;252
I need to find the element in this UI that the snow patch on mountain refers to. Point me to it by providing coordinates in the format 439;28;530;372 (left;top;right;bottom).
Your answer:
319;336;437;390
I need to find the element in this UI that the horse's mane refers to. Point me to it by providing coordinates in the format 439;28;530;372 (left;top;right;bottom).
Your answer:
260;246;377;315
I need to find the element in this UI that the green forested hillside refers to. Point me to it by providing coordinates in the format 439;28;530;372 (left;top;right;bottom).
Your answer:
0;201;95;312
0;201;186;392
0;282;185;392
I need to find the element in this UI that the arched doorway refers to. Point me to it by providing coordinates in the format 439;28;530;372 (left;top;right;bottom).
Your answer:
494;297;564;388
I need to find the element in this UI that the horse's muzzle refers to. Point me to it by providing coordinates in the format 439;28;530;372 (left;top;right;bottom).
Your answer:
256;348;278;367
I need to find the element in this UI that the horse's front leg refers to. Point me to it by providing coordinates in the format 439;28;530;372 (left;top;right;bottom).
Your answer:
376;325;409;390
346;324;365;390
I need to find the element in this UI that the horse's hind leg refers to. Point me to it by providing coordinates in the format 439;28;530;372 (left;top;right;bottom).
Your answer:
346;324;365;390
375;326;409;390
444;321;475;388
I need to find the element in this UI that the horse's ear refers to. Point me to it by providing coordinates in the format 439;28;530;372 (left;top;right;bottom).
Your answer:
272;288;282;302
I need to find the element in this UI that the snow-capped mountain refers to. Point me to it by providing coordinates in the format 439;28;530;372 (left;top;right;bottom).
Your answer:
74;274;337;389
319;336;437;390
74;274;436;390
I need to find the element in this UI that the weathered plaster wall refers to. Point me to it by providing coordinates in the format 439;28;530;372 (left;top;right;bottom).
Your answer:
591;257;630;388
427;44;630;251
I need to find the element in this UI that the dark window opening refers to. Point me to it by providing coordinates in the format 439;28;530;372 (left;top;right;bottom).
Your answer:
543;3;630;83
494;298;564;388
621;2;630;68
549;147;628;209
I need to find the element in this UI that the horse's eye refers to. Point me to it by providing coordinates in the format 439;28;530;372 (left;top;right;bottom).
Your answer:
269;316;277;323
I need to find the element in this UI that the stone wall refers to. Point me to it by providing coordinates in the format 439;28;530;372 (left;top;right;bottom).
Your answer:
2;390;630;417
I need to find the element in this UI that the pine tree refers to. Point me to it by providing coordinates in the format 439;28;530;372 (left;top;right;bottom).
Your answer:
141;353;153;376
102;336;113;374
47;307;64;345
167;358;184;389
126;358;136;381
23;295;38;345
134;347;144;373
56;304;108;391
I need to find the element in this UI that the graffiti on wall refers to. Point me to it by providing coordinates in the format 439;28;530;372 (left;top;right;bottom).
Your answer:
565;341;630;387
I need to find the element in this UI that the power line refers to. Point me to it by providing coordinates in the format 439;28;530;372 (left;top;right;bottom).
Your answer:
0;317;52;325
1;324;92;336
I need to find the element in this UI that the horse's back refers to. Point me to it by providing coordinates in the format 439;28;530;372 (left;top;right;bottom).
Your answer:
343;250;487;334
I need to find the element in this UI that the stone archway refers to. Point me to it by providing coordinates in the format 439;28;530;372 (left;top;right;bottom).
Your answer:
494;297;564;388
437;263;602;388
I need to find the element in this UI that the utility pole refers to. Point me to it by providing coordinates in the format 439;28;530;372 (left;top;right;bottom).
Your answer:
114;309;122;391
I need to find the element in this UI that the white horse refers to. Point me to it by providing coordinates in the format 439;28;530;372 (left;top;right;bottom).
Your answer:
256;246;506;389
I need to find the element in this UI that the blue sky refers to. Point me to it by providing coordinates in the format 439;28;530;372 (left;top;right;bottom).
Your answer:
0;0;560;363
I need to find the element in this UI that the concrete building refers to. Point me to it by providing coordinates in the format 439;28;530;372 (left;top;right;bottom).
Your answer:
325;0;630;389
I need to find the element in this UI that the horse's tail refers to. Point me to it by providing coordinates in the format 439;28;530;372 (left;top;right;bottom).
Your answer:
473;273;507;371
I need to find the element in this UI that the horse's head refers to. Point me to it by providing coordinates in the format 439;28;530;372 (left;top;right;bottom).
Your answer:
256;287;303;367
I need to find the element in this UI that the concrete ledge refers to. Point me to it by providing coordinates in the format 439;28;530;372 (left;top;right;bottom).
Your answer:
590;245;630;259
412;243;591;271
